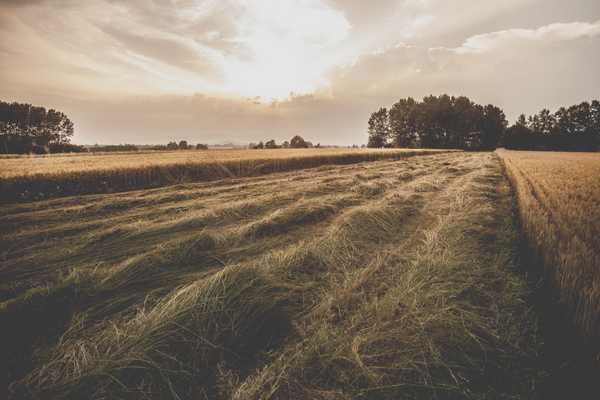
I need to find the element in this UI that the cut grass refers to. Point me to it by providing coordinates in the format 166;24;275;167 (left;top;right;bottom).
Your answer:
1;152;549;399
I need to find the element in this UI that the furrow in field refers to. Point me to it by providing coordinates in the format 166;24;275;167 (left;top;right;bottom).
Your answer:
0;154;470;299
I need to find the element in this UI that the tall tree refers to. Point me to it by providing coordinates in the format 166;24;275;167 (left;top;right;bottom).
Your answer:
450;95;478;149
527;109;555;150
367;107;390;148
502;115;535;150
290;135;308;148
569;101;596;151
590;100;600;151
418;95;447;149
479;105;508;151
0;101;75;153
389;98;419;148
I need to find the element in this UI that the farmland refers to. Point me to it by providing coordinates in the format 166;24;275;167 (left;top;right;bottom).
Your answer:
496;150;600;344
0;150;597;399
0;148;449;203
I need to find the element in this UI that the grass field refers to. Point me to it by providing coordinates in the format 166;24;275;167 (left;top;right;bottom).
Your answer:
0;149;419;177
1;151;557;399
496;150;600;345
0;148;452;203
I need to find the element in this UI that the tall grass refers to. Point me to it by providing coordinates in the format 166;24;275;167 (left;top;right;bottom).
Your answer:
18;264;300;399
496;149;600;345
0;148;454;203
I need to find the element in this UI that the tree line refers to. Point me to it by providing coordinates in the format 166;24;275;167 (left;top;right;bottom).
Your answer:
249;135;318;149
0;100;85;154
161;141;208;150
368;95;600;152
502;101;600;151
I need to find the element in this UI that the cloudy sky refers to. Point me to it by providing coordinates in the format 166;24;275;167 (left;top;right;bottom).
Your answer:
1;0;599;146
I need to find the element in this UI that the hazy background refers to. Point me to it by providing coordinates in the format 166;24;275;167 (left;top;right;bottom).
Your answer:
1;0;599;146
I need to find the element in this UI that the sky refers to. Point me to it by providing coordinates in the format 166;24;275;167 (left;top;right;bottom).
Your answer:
1;0;599;146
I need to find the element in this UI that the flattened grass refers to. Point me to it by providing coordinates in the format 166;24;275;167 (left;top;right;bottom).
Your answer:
1;152;546;399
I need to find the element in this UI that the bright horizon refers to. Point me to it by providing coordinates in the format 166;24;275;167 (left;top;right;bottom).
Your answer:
1;0;599;146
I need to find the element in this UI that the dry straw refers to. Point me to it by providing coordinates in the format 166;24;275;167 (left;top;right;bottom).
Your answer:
496;149;600;344
0;148;453;203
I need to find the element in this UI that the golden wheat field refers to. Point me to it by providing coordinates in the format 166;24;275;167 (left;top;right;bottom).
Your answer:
496;149;600;343
0;148;443;178
0;148;453;203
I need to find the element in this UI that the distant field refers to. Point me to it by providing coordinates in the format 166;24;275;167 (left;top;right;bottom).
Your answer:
1;152;546;399
0;148;446;178
0;148;453;203
496;150;600;344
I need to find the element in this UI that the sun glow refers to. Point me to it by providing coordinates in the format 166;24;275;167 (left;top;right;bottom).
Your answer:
216;0;351;99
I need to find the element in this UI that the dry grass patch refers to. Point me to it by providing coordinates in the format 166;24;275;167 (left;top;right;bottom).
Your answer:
1;152;544;399
0;148;455;203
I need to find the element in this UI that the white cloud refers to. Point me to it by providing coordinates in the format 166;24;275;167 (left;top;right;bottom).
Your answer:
457;22;600;54
1;1;599;146
219;0;351;98
0;0;351;99
320;21;600;121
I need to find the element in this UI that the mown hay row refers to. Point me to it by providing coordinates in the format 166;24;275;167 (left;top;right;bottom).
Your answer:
496;149;600;345
1;152;541;399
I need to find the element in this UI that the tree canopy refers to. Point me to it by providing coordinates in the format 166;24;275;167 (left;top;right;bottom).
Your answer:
290;135;308;148
368;95;599;152
501;101;599;152
0;100;78;154
368;94;507;151
367;107;391;148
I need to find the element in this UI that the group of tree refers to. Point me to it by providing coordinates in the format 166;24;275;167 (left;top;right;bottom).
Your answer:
502;101;600;151
167;141;195;150
367;94;507;151
148;142;208;151
0;100;86;154
367;94;600;152
91;144;138;152
250;135;319;149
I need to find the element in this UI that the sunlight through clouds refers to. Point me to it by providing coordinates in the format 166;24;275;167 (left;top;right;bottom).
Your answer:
0;0;598;145
218;0;351;99
0;0;351;100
